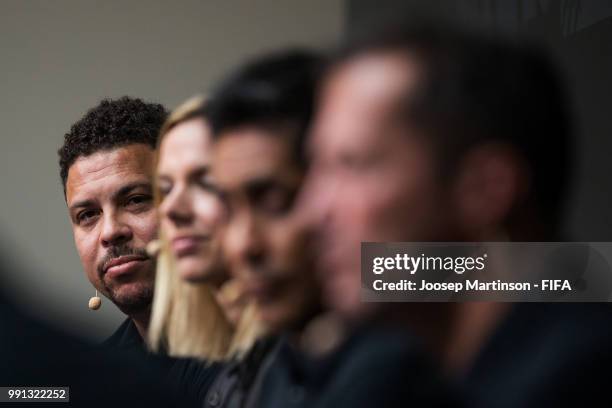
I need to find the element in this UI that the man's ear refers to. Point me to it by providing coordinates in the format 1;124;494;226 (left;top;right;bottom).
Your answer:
451;143;529;239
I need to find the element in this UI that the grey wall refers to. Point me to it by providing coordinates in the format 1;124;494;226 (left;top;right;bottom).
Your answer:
0;0;343;340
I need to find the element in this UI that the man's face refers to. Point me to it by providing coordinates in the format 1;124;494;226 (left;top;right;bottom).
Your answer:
301;53;452;319
66;144;157;316
213;127;320;333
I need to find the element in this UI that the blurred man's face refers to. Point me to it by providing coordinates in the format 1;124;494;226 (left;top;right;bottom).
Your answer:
66;144;157;316
302;53;451;319
213;127;320;333
157;118;226;284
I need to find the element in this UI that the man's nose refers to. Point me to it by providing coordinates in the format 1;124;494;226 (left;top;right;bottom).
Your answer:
161;184;193;226
226;211;265;268
295;167;334;231
100;212;133;248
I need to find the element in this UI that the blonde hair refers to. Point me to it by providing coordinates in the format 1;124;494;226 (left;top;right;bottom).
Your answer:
229;303;265;358
147;95;262;360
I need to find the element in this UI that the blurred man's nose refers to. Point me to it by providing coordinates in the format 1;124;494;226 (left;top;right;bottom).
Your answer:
100;212;133;248
226;211;265;269
161;184;194;227
295;165;335;232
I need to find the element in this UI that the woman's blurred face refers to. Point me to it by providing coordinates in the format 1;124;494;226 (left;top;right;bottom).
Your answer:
157;118;226;284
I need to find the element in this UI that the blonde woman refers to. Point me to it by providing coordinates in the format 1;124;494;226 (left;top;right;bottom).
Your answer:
148;96;261;362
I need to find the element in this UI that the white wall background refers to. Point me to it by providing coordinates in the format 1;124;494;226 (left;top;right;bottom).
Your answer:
0;0;343;340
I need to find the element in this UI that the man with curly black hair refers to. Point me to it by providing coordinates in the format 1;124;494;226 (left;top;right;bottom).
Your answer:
58;96;167;349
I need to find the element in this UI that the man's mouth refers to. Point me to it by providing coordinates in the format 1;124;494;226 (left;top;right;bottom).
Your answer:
103;254;149;279
243;275;286;305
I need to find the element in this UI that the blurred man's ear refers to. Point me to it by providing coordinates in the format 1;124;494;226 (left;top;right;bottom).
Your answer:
451;143;529;240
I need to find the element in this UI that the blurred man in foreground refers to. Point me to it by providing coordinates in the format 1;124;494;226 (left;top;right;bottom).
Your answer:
204;50;326;408
207;49;459;407
300;21;612;407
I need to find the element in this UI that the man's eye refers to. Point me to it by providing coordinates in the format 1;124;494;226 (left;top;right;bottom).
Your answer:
197;177;221;194
259;188;293;215
126;194;152;207
340;153;371;170
77;210;99;225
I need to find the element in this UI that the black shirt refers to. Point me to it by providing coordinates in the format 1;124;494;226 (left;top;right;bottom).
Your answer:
255;326;462;408
0;292;185;407
204;336;281;408
464;303;612;407
102;317;223;404
102;317;144;351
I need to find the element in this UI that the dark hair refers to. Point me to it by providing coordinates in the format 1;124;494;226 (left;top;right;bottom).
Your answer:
58;96;167;194
333;22;573;232
207;49;323;167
